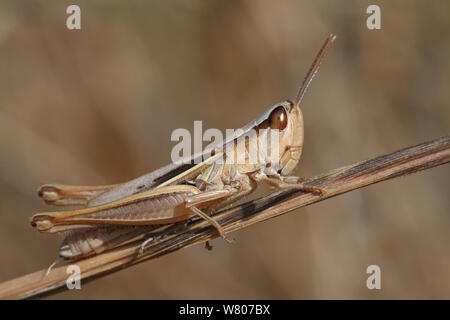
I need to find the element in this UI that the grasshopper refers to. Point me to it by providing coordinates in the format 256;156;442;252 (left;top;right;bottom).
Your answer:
30;34;336;259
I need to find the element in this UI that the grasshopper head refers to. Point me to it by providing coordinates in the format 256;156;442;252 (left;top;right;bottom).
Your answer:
257;100;303;175
281;100;304;175
257;100;304;176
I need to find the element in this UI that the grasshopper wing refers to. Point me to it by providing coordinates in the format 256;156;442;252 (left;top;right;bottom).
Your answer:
36;151;224;208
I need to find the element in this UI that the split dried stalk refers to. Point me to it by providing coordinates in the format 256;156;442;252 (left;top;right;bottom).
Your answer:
0;135;448;299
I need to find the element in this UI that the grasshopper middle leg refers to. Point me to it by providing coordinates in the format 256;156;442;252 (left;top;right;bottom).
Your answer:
185;188;238;243
252;172;325;195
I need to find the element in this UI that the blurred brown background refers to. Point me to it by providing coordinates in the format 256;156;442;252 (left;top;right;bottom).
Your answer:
0;0;449;299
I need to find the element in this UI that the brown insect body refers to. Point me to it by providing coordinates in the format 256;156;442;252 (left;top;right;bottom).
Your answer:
30;35;336;259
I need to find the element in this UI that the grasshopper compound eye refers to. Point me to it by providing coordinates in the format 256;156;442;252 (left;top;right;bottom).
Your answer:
269;106;288;130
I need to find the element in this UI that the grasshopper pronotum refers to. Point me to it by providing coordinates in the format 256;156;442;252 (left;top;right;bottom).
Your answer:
30;34;336;259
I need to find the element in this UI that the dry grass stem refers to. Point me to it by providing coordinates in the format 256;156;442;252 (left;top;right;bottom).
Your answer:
0;135;448;299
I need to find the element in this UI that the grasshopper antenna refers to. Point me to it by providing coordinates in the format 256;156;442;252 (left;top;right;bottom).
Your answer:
294;34;336;107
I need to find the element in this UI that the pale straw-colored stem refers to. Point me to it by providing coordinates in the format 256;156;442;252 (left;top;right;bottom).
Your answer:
0;135;448;299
